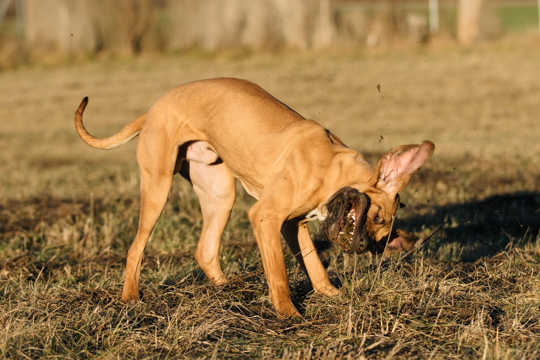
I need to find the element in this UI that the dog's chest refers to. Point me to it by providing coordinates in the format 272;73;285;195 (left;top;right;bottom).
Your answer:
305;207;326;221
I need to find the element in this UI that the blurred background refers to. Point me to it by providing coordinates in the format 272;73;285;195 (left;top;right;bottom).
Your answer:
0;0;539;61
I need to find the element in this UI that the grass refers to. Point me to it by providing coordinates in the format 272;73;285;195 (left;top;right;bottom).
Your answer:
1;38;540;358
496;4;539;32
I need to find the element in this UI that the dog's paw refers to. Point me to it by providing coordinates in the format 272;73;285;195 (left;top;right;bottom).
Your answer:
275;303;302;319
314;285;341;297
120;289;140;304
125;298;140;305
211;276;229;286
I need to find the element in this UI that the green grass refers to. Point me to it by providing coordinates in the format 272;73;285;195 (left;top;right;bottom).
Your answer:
497;5;539;32
1;39;540;358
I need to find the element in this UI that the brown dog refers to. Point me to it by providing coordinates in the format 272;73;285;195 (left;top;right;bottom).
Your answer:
74;78;434;318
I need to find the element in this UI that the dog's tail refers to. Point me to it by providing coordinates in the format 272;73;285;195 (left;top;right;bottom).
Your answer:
74;96;146;150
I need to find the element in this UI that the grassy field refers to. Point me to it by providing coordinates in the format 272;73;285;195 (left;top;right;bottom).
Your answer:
1;38;540;358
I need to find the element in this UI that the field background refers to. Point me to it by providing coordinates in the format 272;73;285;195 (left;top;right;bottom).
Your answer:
1;35;540;358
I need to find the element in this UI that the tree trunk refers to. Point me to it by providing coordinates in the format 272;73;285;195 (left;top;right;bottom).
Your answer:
457;0;483;45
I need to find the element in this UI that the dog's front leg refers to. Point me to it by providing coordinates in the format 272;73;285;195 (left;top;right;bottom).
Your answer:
282;220;340;297
249;202;300;318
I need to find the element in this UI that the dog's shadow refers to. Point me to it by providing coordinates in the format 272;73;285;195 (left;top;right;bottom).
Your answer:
392;191;540;261
298;192;540;314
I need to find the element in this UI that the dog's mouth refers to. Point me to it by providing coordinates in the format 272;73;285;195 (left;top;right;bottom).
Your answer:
319;187;371;254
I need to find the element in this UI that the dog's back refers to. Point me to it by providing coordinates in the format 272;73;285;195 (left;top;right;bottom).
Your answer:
148;78;335;187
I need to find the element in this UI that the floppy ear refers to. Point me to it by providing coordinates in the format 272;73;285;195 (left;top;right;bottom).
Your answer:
369;229;419;255
384;230;419;255
371;140;435;198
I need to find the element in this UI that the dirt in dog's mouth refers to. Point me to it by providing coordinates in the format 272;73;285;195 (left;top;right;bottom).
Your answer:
319;187;371;254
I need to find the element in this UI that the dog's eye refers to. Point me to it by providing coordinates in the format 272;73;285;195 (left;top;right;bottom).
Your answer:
373;215;385;225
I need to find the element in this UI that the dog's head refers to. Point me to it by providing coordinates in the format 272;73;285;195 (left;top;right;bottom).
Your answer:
320;140;435;255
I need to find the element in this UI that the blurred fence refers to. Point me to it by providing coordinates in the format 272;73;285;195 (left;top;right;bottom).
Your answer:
0;0;539;56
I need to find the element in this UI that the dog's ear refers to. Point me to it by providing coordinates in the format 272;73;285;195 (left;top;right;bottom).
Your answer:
370;140;435;198
384;230;419;255
369;229;419;255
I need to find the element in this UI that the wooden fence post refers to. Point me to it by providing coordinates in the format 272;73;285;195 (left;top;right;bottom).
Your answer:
429;0;439;34
457;0;483;45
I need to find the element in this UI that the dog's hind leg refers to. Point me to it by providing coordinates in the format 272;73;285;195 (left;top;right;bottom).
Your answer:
189;160;236;285
121;134;176;303
281;220;340;296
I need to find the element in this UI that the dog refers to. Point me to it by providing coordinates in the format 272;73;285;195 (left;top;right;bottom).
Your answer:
74;78;434;318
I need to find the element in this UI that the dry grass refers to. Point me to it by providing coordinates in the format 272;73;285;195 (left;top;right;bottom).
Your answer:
1;38;540;358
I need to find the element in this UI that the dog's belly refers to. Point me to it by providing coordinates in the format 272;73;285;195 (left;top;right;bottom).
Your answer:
236;178;261;200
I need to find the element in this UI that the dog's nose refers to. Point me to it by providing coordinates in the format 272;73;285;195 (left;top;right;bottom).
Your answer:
348;228;371;254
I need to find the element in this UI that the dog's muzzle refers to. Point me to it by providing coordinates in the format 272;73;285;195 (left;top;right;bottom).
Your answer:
319;187;372;254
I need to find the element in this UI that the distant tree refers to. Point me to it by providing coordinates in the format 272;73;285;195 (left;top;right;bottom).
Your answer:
457;0;484;45
117;0;156;54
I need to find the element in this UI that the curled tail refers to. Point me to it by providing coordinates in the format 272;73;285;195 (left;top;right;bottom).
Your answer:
74;96;146;150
